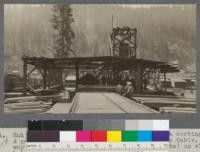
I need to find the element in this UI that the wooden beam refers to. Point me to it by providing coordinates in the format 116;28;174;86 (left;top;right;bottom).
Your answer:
38;68;44;78
27;66;37;77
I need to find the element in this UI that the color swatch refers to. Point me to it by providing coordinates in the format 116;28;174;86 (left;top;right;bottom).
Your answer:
107;131;122;142
60;131;76;142
76;131;91;142
91;131;107;142
122;131;137;141
41;131;59;142
138;131;152;141
152;131;169;141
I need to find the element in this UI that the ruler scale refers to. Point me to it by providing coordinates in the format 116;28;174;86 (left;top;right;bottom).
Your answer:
26;142;169;152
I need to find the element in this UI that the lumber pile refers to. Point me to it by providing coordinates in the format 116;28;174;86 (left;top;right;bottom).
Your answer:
160;107;196;113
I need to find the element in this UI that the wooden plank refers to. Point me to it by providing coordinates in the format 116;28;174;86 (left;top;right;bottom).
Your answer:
160;107;196;111
5;108;48;114
160;107;196;113
8;104;51;110
140;100;195;105
132;94;179;99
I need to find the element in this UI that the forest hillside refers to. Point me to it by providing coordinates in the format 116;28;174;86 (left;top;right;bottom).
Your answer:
4;4;196;74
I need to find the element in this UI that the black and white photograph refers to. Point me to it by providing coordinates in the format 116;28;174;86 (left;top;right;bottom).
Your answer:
4;4;196;114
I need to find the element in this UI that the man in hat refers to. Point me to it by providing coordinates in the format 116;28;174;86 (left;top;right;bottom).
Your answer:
123;81;134;98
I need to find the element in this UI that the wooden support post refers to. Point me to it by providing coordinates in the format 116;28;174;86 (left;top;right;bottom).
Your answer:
56;70;59;87
61;69;64;89
56;71;59;87
56;69;63;89
23;60;27;95
75;62;79;90
53;70;55;88
48;70;51;88
164;72;167;92
43;68;47;90
52;70;55;87
47;70;50;89
134;29;137;58
135;64;143;94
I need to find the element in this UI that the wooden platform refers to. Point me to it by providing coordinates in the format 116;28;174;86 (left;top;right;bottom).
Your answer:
70;92;157;113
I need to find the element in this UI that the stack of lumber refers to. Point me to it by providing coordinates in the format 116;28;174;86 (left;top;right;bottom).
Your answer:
159;107;196;113
4;100;52;114
4;92;71;114
4;95;55;114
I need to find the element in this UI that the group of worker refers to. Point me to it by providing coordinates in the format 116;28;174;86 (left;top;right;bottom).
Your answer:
115;81;134;98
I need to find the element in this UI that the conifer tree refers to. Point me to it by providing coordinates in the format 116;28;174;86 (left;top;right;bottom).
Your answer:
51;5;75;57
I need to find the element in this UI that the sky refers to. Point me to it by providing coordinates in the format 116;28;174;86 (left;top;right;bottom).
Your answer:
4;4;195;9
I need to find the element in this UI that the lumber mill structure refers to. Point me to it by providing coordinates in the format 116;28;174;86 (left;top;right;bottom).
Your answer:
5;26;196;114
22;26;179;94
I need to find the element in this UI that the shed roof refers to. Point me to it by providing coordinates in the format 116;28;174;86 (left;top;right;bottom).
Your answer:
22;55;179;73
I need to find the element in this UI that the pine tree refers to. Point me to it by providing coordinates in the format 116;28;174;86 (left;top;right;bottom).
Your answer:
51;5;75;57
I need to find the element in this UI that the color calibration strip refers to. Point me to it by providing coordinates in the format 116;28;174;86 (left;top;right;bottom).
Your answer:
27;130;169;142
28;120;169;131
27;120;169;142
